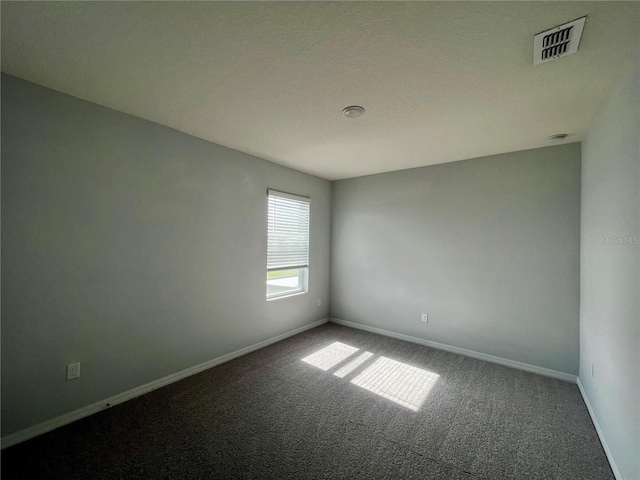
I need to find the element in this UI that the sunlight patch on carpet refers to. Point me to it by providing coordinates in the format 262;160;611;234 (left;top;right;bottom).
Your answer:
302;342;439;411
333;351;374;378
301;342;359;371
351;357;439;411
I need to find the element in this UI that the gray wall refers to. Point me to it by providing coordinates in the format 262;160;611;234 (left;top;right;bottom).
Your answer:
1;74;331;436
331;144;581;374
580;53;639;480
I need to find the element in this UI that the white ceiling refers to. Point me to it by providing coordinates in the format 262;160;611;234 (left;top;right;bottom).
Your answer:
2;2;638;180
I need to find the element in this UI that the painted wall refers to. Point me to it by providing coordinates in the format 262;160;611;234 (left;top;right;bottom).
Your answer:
1;74;331;436
331;144;581;374
580;53;639;480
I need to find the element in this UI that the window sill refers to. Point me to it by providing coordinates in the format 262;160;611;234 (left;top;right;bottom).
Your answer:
266;290;307;301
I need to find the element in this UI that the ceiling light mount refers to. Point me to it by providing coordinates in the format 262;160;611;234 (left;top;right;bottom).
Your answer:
548;133;569;142
342;106;365;118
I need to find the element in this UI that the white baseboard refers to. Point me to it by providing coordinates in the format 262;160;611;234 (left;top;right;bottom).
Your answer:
1;318;329;450
330;318;577;383
577;378;622;480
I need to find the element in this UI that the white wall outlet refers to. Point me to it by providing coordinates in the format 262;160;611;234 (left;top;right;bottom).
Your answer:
67;362;81;380
421;313;429;323
318;299;322;307
591;362;594;377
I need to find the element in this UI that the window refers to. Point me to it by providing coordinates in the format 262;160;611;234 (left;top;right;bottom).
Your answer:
266;190;310;299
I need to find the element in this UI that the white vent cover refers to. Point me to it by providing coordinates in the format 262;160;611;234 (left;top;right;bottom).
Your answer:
533;16;586;65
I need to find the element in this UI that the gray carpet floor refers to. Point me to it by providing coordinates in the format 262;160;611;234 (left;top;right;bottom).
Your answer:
2;323;612;479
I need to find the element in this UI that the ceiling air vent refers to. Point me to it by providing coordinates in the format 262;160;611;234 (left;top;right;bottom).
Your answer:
533;16;586;65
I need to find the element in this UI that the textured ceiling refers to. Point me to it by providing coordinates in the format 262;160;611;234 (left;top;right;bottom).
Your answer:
2;2;638;180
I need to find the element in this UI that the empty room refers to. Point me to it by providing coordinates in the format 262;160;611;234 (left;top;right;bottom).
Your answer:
1;2;638;479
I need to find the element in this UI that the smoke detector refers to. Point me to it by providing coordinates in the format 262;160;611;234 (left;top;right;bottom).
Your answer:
533;17;586;65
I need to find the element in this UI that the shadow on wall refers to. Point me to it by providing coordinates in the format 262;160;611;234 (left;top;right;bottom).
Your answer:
301;341;440;411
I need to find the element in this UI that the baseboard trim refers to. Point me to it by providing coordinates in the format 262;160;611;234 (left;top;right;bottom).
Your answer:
577;378;622;480
330;318;577;383
1;318;329;450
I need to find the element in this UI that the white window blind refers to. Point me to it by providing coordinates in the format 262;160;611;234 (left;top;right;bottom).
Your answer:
267;190;310;271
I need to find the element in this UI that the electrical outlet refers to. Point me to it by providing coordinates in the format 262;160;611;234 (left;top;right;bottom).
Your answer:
67;362;80;380
318;299;322;307
421;313;428;323
591;362;594;377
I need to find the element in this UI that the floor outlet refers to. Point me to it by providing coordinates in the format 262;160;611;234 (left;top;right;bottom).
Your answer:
67;362;81;380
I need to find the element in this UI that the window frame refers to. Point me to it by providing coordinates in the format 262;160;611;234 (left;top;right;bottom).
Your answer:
266;189;311;300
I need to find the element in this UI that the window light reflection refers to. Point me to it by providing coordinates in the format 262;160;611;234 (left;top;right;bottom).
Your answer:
351;356;439;411
301;342;439;411
301;342;359;371
333;351;374;378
